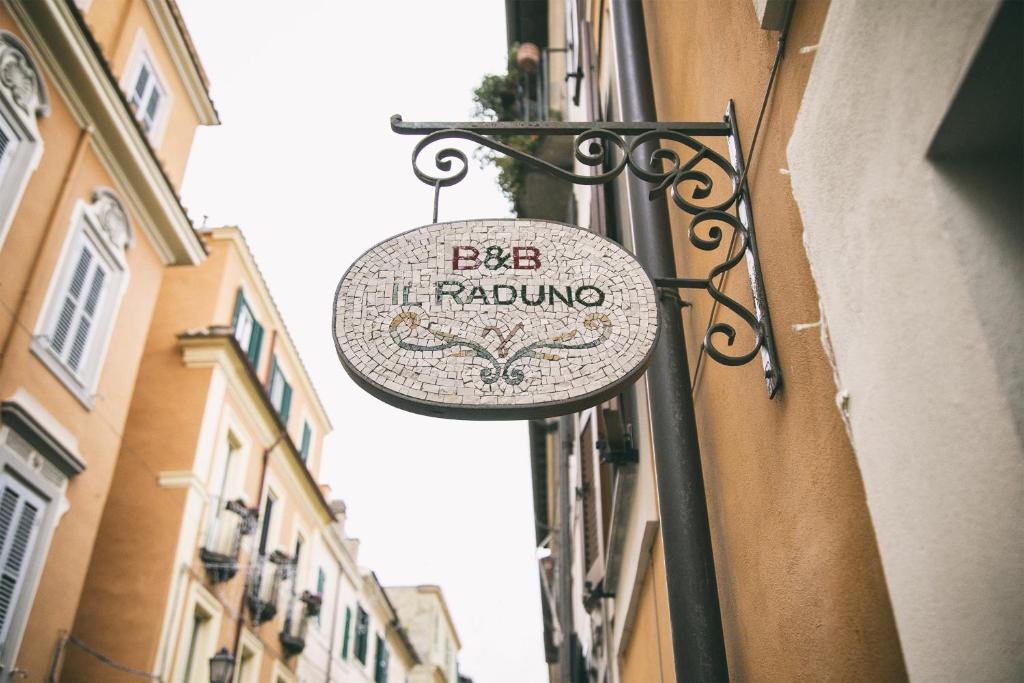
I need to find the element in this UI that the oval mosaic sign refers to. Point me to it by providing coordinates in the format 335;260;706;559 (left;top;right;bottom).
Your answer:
333;219;659;420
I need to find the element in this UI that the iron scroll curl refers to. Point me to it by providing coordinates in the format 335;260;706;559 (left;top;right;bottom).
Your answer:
396;114;768;374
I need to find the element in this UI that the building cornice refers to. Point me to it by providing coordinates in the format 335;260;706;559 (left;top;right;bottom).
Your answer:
144;0;219;125
202;227;333;431
8;0;205;265
177;330;336;522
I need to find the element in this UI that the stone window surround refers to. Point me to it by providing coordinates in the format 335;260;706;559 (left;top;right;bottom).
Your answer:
30;189;134;410
121;29;174;147
0;30;49;250
0;387;83;673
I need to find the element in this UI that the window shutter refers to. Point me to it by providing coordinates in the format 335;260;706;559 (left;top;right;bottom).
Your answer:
51;247;92;354
341;606;352;658
0;124;9;164
0;479;44;644
281;383;292;423
232;289;245;328
133;64;149;101
0;118;16;186
145;89;161;122
67;265;106;371
374;635;388;683
300;423;311;462
248;321;263;367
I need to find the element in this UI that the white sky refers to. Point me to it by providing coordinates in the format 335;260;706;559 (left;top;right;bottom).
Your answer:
176;2;546;681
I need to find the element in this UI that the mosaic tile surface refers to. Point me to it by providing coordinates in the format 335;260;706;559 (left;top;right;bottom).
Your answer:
333;219;659;419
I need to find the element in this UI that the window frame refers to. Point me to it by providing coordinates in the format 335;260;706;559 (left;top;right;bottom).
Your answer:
231;289;264;367
354;605;370;664
0;32;48;251
373;633;389;683
299;421;312;463
340;605;352;659
268;357;292;423
0;472;46;646
31;197;132;409
122;31;173;145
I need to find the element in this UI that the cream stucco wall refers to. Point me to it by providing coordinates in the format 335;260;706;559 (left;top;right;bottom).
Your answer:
788;2;1024;680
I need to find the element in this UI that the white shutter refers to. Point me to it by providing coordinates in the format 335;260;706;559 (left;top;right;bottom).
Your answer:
0;476;45;646
49;240;109;374
0;113;19;183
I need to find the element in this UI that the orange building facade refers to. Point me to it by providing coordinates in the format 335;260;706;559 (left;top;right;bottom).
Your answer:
0;0;215;679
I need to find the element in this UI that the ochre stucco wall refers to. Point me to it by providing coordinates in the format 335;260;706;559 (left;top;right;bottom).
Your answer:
0;4;206;677
80;0;202;188
639;0;906;679
619;534;674;683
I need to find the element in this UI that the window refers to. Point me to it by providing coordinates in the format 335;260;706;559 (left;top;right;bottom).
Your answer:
292;535;303;586
315;568;325;627
299;422;312;463
0;474;45;645
268;358;292;422
33;191;132;407
47;240;110;373
128;55;165;135
0;32;48;249
340;606;352;659
0;113;20;182
354;605;369;664
232;290;264;367
181;612;205;683
373;634;389;683
257;495;275;556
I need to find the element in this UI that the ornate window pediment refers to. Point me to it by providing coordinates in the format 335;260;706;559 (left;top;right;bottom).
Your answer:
0;32;49;135
89;188;134;255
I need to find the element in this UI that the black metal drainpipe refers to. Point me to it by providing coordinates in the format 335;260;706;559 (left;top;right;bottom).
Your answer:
609;1;729;681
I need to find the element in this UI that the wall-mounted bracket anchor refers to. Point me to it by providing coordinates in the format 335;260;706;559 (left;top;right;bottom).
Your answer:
391;101;782;398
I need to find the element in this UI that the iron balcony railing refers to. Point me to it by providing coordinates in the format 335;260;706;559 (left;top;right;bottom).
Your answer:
279;589;322;657
246;550;290;624
199;496;255;583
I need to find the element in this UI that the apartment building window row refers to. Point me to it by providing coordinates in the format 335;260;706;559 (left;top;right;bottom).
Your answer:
32;190;133;407
0;32;48;249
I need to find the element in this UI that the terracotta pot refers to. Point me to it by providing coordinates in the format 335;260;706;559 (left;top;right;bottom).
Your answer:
516;42;540;73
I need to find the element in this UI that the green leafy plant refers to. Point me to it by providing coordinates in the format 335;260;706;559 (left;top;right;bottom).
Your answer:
472;46;541;207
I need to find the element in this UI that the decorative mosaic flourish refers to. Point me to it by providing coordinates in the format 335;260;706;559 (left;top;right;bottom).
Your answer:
389;311;612;386
333;219;659;417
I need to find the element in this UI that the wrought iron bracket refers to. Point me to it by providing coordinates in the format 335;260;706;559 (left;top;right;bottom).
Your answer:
391;101;782;397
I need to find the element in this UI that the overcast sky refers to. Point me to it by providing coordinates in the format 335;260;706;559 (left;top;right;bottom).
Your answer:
177;2;546;680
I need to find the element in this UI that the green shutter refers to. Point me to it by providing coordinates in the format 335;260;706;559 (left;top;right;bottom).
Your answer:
355;606;369;663
281;382;292;422
232;289;245;327
341;606;352;659
374;635;388;683
300;423;312;462
248;320;263;366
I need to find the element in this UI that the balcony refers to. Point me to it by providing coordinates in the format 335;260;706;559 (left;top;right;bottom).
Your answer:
199;497;255;583
279;590;322;657
246;550;290;624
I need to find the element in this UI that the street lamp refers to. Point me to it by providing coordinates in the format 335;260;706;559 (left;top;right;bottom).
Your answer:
208;647;234;683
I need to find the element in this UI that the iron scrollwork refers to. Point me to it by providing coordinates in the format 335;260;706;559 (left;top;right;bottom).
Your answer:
391;108;781;397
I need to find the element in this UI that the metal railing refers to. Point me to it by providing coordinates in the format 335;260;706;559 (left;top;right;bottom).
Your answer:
199;496;254;583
